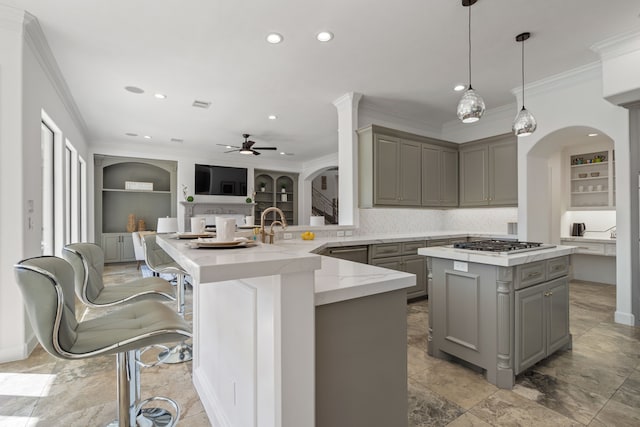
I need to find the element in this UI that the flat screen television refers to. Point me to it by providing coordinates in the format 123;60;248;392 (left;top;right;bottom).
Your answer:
194;164;248;196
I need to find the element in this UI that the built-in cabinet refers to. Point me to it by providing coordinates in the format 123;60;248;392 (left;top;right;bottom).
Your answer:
421;145;459;207
515;277;570;374
254;169;298;225
568;149;615;209
369;241;427;299
459;134;518;207
102;232;136;263
95;155;177;263
358;125;459;208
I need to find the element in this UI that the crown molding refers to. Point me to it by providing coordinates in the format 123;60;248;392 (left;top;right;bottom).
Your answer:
22;13;90;140
591;29;640;61
510;62;601;100
358;100;442;137
0;4;24;31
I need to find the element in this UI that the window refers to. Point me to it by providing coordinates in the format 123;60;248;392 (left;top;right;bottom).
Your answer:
41;122;55;255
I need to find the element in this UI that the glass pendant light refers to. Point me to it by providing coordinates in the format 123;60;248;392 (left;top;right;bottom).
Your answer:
457;0;485;123
513;32;537;137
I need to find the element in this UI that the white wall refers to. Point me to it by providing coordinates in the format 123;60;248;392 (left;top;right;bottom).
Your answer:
516;64;631;324
0;9;90;362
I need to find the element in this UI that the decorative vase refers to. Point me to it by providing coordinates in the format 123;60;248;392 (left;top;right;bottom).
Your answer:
260;187;265;192
126;214;136;232
137;219;146;232
281;194;287;202
281;188;286;193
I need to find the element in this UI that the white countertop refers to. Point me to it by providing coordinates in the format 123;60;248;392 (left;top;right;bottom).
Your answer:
417;245;576;267
560;236;617;244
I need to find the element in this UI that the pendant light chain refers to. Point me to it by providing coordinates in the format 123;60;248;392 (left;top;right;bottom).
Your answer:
521;37;525;108
468;5;472;88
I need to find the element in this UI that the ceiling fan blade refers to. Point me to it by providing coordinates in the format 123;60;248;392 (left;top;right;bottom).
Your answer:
218;143;240;148
252;146;277;150
224;149;239;153
252;150;261;155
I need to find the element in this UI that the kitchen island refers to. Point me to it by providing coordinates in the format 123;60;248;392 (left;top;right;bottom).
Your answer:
418;242;576;389
157;235;415;427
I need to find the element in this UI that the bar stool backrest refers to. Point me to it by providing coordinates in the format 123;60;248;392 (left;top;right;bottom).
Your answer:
62;243;105;306
142;234;174;271
14;256;79;358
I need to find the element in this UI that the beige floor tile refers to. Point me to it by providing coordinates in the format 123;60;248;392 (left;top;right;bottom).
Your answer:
593;399;640;426
469;389;583;426
411;358;498;410
445;412;492;427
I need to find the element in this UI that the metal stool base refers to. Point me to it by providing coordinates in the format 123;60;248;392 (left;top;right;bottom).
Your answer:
106;408;173;427
158;342;192;364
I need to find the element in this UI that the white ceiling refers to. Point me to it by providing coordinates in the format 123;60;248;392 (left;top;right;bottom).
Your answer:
7;0;640;161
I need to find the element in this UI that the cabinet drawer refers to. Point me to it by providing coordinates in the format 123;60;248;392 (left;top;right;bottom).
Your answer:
370;243;403;258
516;261;546;289
547;256;569;280
572;242;605;255
402;240;427;255
427;238;451;247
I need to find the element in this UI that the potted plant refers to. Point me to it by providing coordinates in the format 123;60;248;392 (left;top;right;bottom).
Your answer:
260;182;266;192
245;197;253;204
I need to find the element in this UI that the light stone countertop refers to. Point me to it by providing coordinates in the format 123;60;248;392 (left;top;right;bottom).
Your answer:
158;231;516;306
417;245;576;267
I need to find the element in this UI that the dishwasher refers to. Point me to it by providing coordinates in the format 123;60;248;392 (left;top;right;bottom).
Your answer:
321;246;369;264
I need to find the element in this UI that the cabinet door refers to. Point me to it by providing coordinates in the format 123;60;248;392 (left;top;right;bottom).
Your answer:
421;146;441;206
120;234;136;262
403;255;427;299
102;234;121;263
441;149;459;207
459;146;488;206
398;140;422;206
546;278;570;355
488;139;518;205
515;283;546;373
374;135;401;205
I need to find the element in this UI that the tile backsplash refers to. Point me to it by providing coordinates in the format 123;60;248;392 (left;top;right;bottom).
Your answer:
359;207;518;235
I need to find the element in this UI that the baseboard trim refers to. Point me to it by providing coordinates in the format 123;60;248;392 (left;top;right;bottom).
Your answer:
614;311;636;326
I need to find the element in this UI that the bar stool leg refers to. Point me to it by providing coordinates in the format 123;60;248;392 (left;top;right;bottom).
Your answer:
158;273;193;364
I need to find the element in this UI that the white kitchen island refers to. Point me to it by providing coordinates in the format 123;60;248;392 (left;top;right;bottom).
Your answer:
157;235;415;427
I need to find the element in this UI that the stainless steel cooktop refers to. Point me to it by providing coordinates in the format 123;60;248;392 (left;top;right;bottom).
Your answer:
453;239;555;254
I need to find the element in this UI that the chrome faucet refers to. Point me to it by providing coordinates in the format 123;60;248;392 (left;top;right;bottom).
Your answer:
259;207;287;243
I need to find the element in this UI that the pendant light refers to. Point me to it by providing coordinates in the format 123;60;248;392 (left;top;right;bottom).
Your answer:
457;0;485;123
513;32;537;137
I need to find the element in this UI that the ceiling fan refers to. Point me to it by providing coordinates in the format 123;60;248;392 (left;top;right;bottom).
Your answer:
218;134;277;155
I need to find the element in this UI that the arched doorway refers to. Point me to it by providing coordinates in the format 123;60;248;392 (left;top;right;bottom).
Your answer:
311;168;339;224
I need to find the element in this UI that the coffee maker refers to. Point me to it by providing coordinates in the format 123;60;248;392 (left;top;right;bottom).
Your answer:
571;223;586;236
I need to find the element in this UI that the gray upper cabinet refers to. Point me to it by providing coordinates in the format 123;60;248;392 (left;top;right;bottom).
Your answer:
422;145;458;207
373;134;421;206
459;134;517;207
358;124;458;208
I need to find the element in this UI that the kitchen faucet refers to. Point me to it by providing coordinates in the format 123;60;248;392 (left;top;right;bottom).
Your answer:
259;207;287;243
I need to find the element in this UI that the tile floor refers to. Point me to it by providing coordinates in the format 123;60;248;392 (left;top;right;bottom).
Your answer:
1;263;639;426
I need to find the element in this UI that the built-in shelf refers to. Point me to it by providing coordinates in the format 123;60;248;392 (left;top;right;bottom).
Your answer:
568;150;615;210
103;188;172;194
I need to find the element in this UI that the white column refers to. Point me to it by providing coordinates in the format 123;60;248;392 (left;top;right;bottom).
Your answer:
333;92;362;226
0;6;28;362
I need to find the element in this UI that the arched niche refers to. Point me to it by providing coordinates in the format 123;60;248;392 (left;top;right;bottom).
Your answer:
300;162;339;225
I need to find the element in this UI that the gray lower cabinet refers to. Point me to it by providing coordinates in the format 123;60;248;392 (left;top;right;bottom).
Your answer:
321;246;369;264
515;277;570;374
459;134;517;207
102;233;136;263
370;241;427;299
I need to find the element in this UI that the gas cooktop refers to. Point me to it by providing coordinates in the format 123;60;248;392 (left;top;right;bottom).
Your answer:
453;239;555;254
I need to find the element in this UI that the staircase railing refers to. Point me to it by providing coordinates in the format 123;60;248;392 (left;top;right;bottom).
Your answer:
312;187;338;224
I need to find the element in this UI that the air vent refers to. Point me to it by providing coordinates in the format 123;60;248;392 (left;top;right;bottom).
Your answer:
192;100;211;109
170;138;184;143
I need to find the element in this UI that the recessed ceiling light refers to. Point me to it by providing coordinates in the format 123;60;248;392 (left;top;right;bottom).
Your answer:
588;133;598;137
143;135;152;139
125;132;138;137
124;86;144;94
154;93;167;99
454;84;466;92
316;31;334;42
268;115;277;120
266;33;283;44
